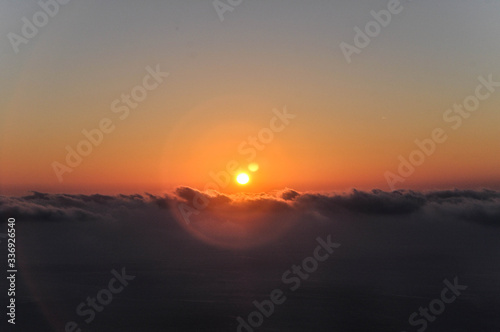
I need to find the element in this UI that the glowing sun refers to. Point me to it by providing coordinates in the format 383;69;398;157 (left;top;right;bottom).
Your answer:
236;173;250;185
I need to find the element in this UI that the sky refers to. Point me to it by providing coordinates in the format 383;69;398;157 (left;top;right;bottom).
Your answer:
1;0;500;195
1;3;500;331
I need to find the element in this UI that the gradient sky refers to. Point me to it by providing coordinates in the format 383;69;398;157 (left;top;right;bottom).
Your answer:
1;0;499;195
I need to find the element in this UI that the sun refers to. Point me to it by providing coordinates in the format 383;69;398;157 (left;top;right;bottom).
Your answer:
236;172;250;185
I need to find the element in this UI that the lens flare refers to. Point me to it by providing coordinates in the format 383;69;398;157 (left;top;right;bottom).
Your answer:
248;163;259;172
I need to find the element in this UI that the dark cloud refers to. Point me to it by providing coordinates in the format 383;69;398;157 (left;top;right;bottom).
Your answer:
0;191;157;222
1;188;499;226
281;188;300;201
424;189;500;203
297;189;426;216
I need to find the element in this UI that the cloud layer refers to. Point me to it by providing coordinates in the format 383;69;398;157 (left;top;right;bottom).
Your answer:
2;188;499;225
3;188;500;331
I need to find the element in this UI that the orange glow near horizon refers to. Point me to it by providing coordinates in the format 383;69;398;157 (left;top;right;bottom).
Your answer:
2;56;500;195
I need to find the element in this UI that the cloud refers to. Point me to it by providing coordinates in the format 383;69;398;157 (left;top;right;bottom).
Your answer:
1;188;499;226
0;191;153;222
295;189;426;216
281;188;300;201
